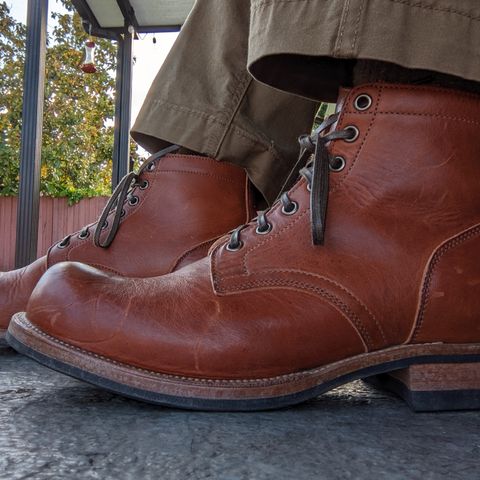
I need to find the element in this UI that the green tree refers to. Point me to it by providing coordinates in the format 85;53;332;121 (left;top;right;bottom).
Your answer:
0;1;136;203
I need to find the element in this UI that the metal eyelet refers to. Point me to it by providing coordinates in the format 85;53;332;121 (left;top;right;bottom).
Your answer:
281;201;298;216
120;209;126;218
329;156;346;172
344;125;360;143
307;183;312;192
101;220;109;230
354;94;372;111
139;180;149;190
57;239;70;249
128;196;139;206
255;223;272;235
146;162;156;172
226;241;243;252
78;231;90;240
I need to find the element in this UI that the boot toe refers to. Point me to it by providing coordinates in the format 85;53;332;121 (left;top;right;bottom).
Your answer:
26;261;125;345
0;257;46;331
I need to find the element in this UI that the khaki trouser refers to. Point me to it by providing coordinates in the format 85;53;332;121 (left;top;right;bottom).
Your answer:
132;0;480;204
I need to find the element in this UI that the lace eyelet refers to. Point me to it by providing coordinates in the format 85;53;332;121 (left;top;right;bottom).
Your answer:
146;162;156;172
101;220;109;230
354;94;372;111
281;201;298;216
57;239;70;249
329;156;346;172
307;183;312;192
255;223;272;235
128;196;139;206
78;231;90;240
139;180;149;190
344;126;360;143
226;241;243;252
120;209;126;218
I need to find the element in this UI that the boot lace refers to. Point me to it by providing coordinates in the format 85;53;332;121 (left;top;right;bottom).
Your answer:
56;144;180;250
227;114;355;250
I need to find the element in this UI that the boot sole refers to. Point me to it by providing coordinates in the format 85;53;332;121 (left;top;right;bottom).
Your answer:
7;312;480;412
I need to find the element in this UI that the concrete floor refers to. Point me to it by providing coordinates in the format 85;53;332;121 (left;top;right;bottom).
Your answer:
1;342;479;480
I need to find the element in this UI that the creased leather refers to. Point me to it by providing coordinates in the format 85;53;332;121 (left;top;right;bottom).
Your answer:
1;154;250;330
24;84;480;379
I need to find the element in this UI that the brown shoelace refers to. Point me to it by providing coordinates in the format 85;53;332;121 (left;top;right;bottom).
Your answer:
57;144;180;250
227;114;354;250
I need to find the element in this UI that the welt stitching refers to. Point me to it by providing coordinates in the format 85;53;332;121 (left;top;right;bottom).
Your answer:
412;225;480;341
21;318;380;385
216;278;372;349
386;0;480;22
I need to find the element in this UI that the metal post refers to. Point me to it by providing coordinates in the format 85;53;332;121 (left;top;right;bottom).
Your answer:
111;27;133;189
15;0;49;268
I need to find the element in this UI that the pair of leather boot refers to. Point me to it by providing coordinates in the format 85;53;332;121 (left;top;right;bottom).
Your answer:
5;83;480;412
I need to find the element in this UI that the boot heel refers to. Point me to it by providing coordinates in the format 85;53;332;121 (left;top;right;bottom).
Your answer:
366;362;480;412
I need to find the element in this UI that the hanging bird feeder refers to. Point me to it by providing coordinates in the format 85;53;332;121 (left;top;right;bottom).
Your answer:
81;40;97;74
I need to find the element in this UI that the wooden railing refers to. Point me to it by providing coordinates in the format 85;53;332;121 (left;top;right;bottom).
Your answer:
0;196;108;271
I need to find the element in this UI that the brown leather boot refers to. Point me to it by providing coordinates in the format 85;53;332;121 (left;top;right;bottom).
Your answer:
0;146;252;340
8;84;480;412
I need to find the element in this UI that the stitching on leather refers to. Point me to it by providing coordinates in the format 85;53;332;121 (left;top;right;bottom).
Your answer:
154;170;243;184
330;84;383;194
216;278;373;350
342;111;480;126
241;181;309;276
412;225;480;341
226;269;387;345
23;315;375;384
353;83;480;100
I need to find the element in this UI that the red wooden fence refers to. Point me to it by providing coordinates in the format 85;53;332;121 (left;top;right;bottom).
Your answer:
0;196;108;271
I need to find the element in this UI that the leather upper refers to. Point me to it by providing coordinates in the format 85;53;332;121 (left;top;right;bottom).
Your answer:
25;84;480;379
0;154;251;329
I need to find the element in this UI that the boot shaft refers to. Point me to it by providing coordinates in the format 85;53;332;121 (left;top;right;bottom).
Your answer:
48;153;253;277
212;84;480;347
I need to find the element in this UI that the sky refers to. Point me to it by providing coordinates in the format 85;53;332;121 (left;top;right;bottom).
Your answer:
8;0;178;126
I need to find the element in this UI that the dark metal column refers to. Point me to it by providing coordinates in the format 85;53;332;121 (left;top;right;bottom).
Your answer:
15;0;49;268
111;28;133;189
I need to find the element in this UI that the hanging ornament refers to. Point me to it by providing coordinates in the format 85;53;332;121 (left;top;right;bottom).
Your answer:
81;39;97;74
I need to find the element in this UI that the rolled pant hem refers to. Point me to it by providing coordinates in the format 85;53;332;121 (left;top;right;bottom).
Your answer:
248;0;480;102
131;98;290;204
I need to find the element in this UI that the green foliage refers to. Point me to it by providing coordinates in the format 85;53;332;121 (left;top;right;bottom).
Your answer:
0;1;137;203
313;103;336;131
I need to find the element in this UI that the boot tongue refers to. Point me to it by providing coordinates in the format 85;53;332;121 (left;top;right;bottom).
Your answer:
335;88;351;113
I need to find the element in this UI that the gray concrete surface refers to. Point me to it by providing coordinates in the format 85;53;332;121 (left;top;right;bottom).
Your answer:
1;342;479;480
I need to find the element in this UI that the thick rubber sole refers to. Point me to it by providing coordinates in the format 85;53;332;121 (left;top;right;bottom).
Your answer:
365;362;480;412
7;312;480;412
